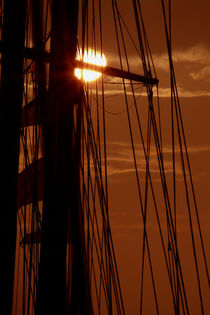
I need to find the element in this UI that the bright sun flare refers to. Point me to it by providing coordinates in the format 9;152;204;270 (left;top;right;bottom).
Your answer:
75;49;106;82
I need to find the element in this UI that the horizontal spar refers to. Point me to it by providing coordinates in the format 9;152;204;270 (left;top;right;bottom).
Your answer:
20;229;72;246
17;157;44;209
21;100;40;127
75;60;159;85
0;41;158;85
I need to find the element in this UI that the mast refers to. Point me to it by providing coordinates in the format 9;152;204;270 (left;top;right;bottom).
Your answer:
0;1;26;314
35;1;92;314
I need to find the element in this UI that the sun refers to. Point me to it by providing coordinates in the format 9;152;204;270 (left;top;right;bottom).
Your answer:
75;49;106;82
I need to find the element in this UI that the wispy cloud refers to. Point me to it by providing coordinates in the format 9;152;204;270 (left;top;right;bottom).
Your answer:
157;87;210;98
107;45;210;72
173;46;210;65
189;66;210;82
153;45;210;71
105;142;210;180
91;86;210;98
152;45;210;86
84;46;210;97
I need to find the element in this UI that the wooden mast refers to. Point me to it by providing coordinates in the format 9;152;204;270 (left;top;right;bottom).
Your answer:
0;1;26;314
35;1;92;314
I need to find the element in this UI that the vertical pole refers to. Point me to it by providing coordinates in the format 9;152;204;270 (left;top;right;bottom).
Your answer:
0;1;26;314
35;1;92;314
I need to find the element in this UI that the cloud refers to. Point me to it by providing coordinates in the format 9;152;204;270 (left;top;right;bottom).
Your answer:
83;45;210;97
104;142;210;180
90;72;210;97
153;45;210;71
107;45;210;73
91;85;210;98
173;46;210;65
189;66;210;82
157;87;210;98
152;45;210;86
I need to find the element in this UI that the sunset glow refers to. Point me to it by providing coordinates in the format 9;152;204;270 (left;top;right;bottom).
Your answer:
75;49;106;82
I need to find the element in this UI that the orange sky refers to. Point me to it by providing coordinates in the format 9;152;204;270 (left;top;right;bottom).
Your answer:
84;1;210;313
13;1;209;314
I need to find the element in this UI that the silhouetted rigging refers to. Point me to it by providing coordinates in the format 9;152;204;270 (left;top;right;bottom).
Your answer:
0;0;209;314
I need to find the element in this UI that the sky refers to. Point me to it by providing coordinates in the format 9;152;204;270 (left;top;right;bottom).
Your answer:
13;1;210;314
85;1;210;314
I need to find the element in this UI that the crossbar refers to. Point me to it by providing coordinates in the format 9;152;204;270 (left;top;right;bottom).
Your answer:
0;41;158;85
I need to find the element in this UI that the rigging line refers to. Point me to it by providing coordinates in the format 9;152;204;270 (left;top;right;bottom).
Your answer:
176;94;210;287
132;0;148;77
81;170;106;313
92;0;111;299
83;92;112;247
144;91;185;314
155;86;163;167
17;2;41;313
136;0;157;79
14;232;21;315
19;46;41;315
84;89;110;307
114;2;164;312
82;104;116;286
159;2;179;308
88;196;101;297
95;81;103;172
79;167;111;308
86;91;91;287
44;0;49;44
86;97;125;314
139;105;152;315
89;243;102;311
83;92;126;312
82;183;110;309
19;132;42;225
161;0;208;309
172;82;205;314
24;60;34;73
17;212;37;309
82;121;112;290
98;2;112;307
82;0;88;55
93;87;143;115
171;52;209;288
133;85;179;309
137;53;188;314
82;117;106;308
173;82;205;315
23;58;30;313
125;85;160;315
136;0;152;75
167;0;180;310
91;1;102;173
115;3;155;310
149;101;190;314
82;216;109;312
27;100;40;315
27;207;36;315
83;97;125;313
112;2;160;313
115;40;184;312
19;100;35;312
109;6;178;307
102;81;143;85
87;163;97;282
27;142;37;314
150;111;186;313
113;2;142;59
131;91;179;308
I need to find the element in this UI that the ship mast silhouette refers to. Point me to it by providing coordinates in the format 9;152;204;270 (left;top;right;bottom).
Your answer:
0;0;209;314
